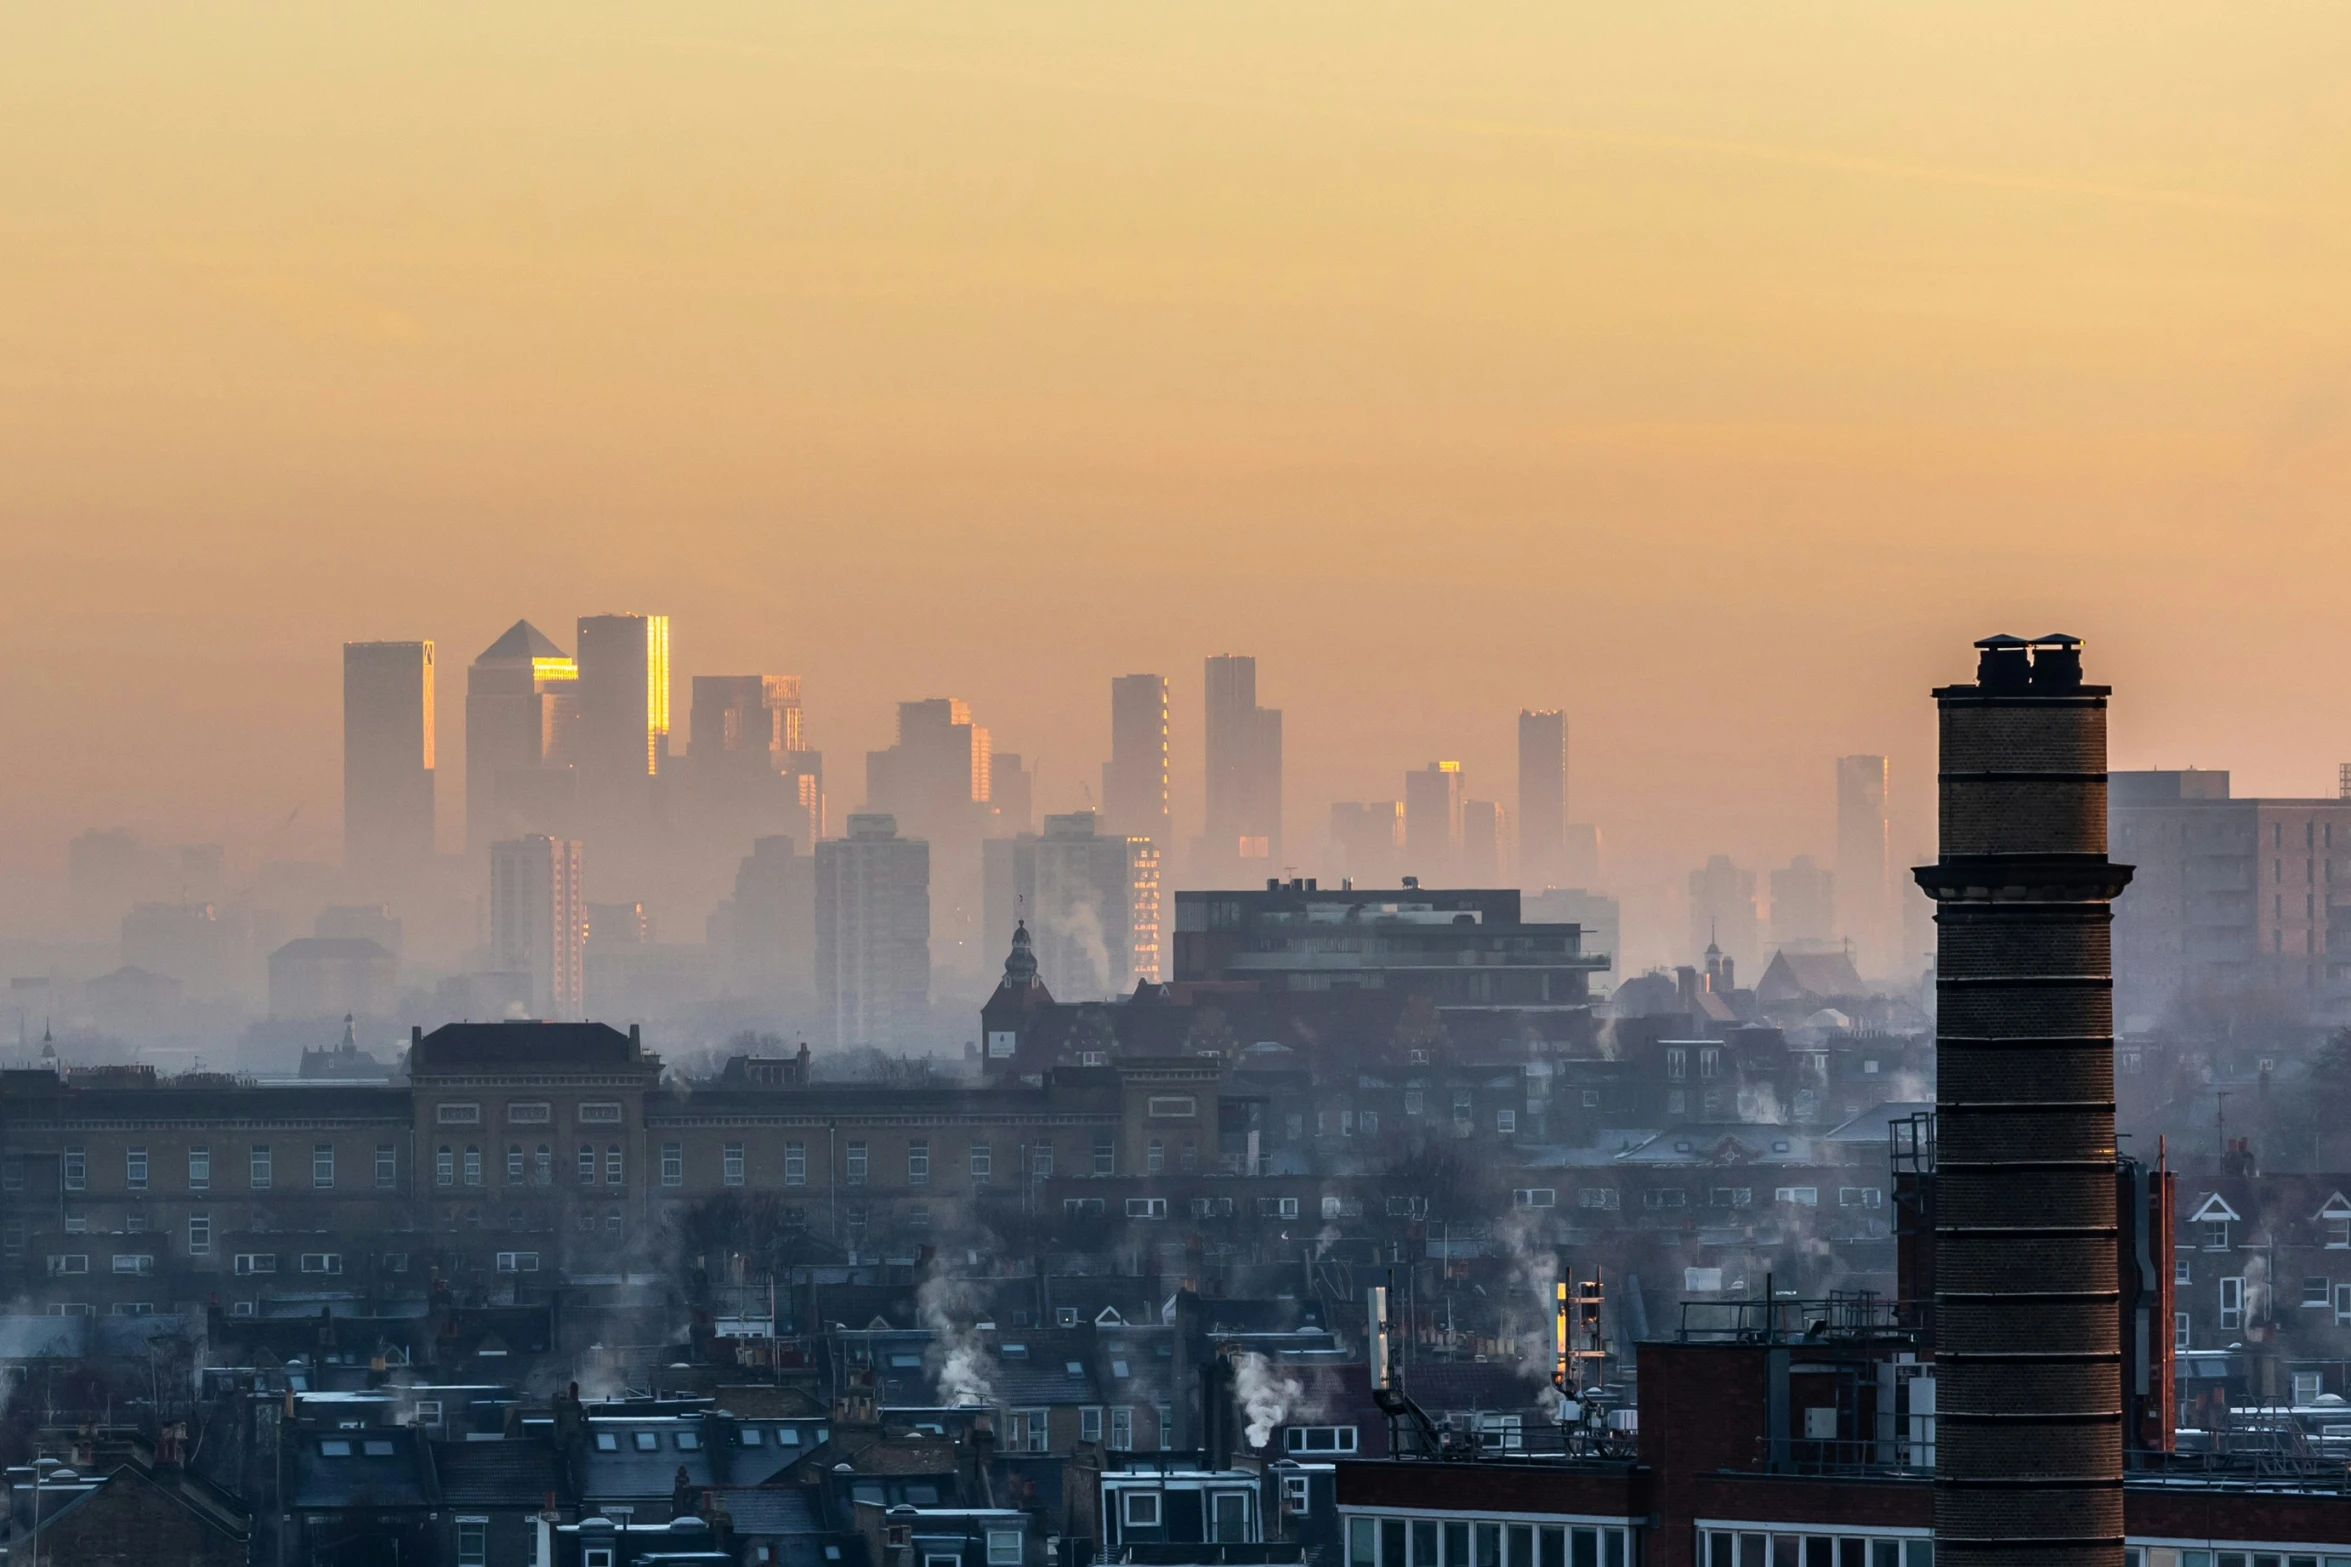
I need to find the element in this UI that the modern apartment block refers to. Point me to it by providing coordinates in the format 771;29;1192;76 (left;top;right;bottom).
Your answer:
488;834;586;1020
1201;655;1282;879
1516;708;1569;888
1103;674;1172;849
815;814;932;1050
982;812;1162;1000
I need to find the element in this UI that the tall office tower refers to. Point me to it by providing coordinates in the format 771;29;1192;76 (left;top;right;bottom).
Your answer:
725;835;816;999
867;699;991;980
990;752;1034;837
1202;655;1282;878
1561;823;1604;888
1919;634;2130;1567
488;834;585;1020
815;814;932;1050
1768;854;1837;948
1462;800;1510;886
1403;762;1466;882
575;613;671;801
1328;802;1403;886
343;641;437;876
464;621;579;853
1836;753;1892;977
982;812;1161;1001
1103;674;1172;848
688;674;824;852
1686;854;1760;973
1517;709;1569;887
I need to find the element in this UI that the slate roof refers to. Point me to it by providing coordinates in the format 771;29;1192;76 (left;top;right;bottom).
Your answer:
288;1426;432;1508
582;1418;717;1500
0;1315;90;1360
412;1019;641;1071
433;1435;563;1507
711;1486;823;1536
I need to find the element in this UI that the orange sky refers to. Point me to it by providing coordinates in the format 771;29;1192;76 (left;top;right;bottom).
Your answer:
4;5;2350;960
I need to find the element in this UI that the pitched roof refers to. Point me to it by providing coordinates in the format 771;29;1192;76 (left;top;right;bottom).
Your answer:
476;619;568;663
433;1436;563;1507
711;1486;823;1536
1756;949;1868;1002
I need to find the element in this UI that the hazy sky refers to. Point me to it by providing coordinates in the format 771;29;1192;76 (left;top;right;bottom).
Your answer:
5;4;2350;946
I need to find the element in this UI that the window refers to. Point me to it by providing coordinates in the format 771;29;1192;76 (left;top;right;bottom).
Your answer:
1258;1196;1301;1218
1126;1197;1167;1219
300;1253;344;1275
1642;1188;1689;1209
634;1431;660;1451
1011;1408;1050;1453
1120;1487;1155;1525
64;1215;85;1234
1840;1187;1884;1208
970;1143;991;1184
496;1251;540;1273
724;1143;746;1186
1711;1187;1754;1208
785;1141;806;1186
577;1101;623;1125
188;1213;210;1255
1192;1196;1235;1218
124;1147;148;1189
1405;1088;1424;1116
2174;1311;2191;1351
462;1146;483;1186
2305;1277;2332;1309
1082;1407;1104;1444
2294;1372;2323;1405
112;1253;154;1274
1094;1138;1116;1176
458;1519;488;1567
2203;1220;2230;1250
2330;1214;2351;1249
846;1141;868;1184
60;1145;86;1191
1453;1090;1473;1124
1147;1139;1165;1173
249;1146;272;1190
1283;1473;1311;1515
2337;1284;2351;1327
1667;1049;1687;1081
2220;1275;2246;1330
234;1253;277;1275
580;1144;598;1183
1776;1187;1819;1206
1064;1197;1106;1217
1032;1142;1053;1178
1513;1188;1557;1208
606;1146;622;1184
507;1100;552;1125
1283;1425;1358;1453
1497;1109;1516;1134
656;1142;682;1186
437;1102;482;1125
437;1147;454;1186
2176;1257;2192;1285
180;1145;209;1190
535;1145;551;1184
989;1530;1024;1565
375;1145;396;1188
1579;1187;1620;1210
907;1140;930;1185
382;1252;408;1272
506;1145;524;1182
1;1219;22;1258
47;1254;88;1275
1148;1095;1197;1118
1359;1111;1378;1137
1109;1406;1133;1450
1583;1089;1601;1108
314;1144;335;1188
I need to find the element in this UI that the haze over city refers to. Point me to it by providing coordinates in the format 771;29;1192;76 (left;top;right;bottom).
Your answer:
6;11;2351;1567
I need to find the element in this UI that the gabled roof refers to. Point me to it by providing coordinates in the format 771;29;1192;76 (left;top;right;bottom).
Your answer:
2317;1191;2351;1221
476;619;568;663
2187;1192;2241;1223
1755;949;1868;1003
433;1435;562;1507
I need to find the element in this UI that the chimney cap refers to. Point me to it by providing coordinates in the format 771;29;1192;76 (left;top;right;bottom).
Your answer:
1973;633;2029;649
2031;632;2083;647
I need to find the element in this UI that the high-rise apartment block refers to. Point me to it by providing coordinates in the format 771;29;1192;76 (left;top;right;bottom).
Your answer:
2109;768;2351;1029
489;834;585;1020
342;640;436;875
1462;799;1510;886
1768;854;1837;949
1201;655;1281;877
982;811;1160;1001
1517;709;1569;888
464;620;578;852
866;699;989;841
1403;762;1466;883
722;834;816;1000
1835;753;1891;976
1103;674;1172;849
815;814;931;1051
1328;801;1403;887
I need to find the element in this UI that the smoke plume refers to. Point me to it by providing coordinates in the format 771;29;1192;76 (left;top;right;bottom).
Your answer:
918;1263;997;1407
1233;1351;1305;1449
1494;1207;1561;1382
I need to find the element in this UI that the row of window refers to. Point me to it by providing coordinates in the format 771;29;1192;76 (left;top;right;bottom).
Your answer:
50;1247;353;1275
654;1138;1140;1187
436;1144;622;1187
36;1144;398;1193
1508;1186;1882;1211
431;1100;621;1126
1345;1515;1636;1567
1701;1532;1929;1567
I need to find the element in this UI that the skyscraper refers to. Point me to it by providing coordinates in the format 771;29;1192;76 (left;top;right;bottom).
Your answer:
1201;655;1281;879
464;620;578;853
688;674;823;854
575;612;670;796
1835;753;1891;976
990;752;1033;837
1462;799;1509;886
1403;762;1466;882
1103;674;1171;849
867;699;991;982
489;834;585;1020
723;834;816;1000
982;811;1161;1000
1687;853;1760;972
1516;709;1569;887
1768;854;1837;948
343;641;436;876
815;814;931;1050
1328;801;1403;886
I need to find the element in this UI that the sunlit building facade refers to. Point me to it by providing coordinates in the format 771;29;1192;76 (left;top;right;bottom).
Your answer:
490;833;586;1020
464;619;579;853
342;640;436;876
